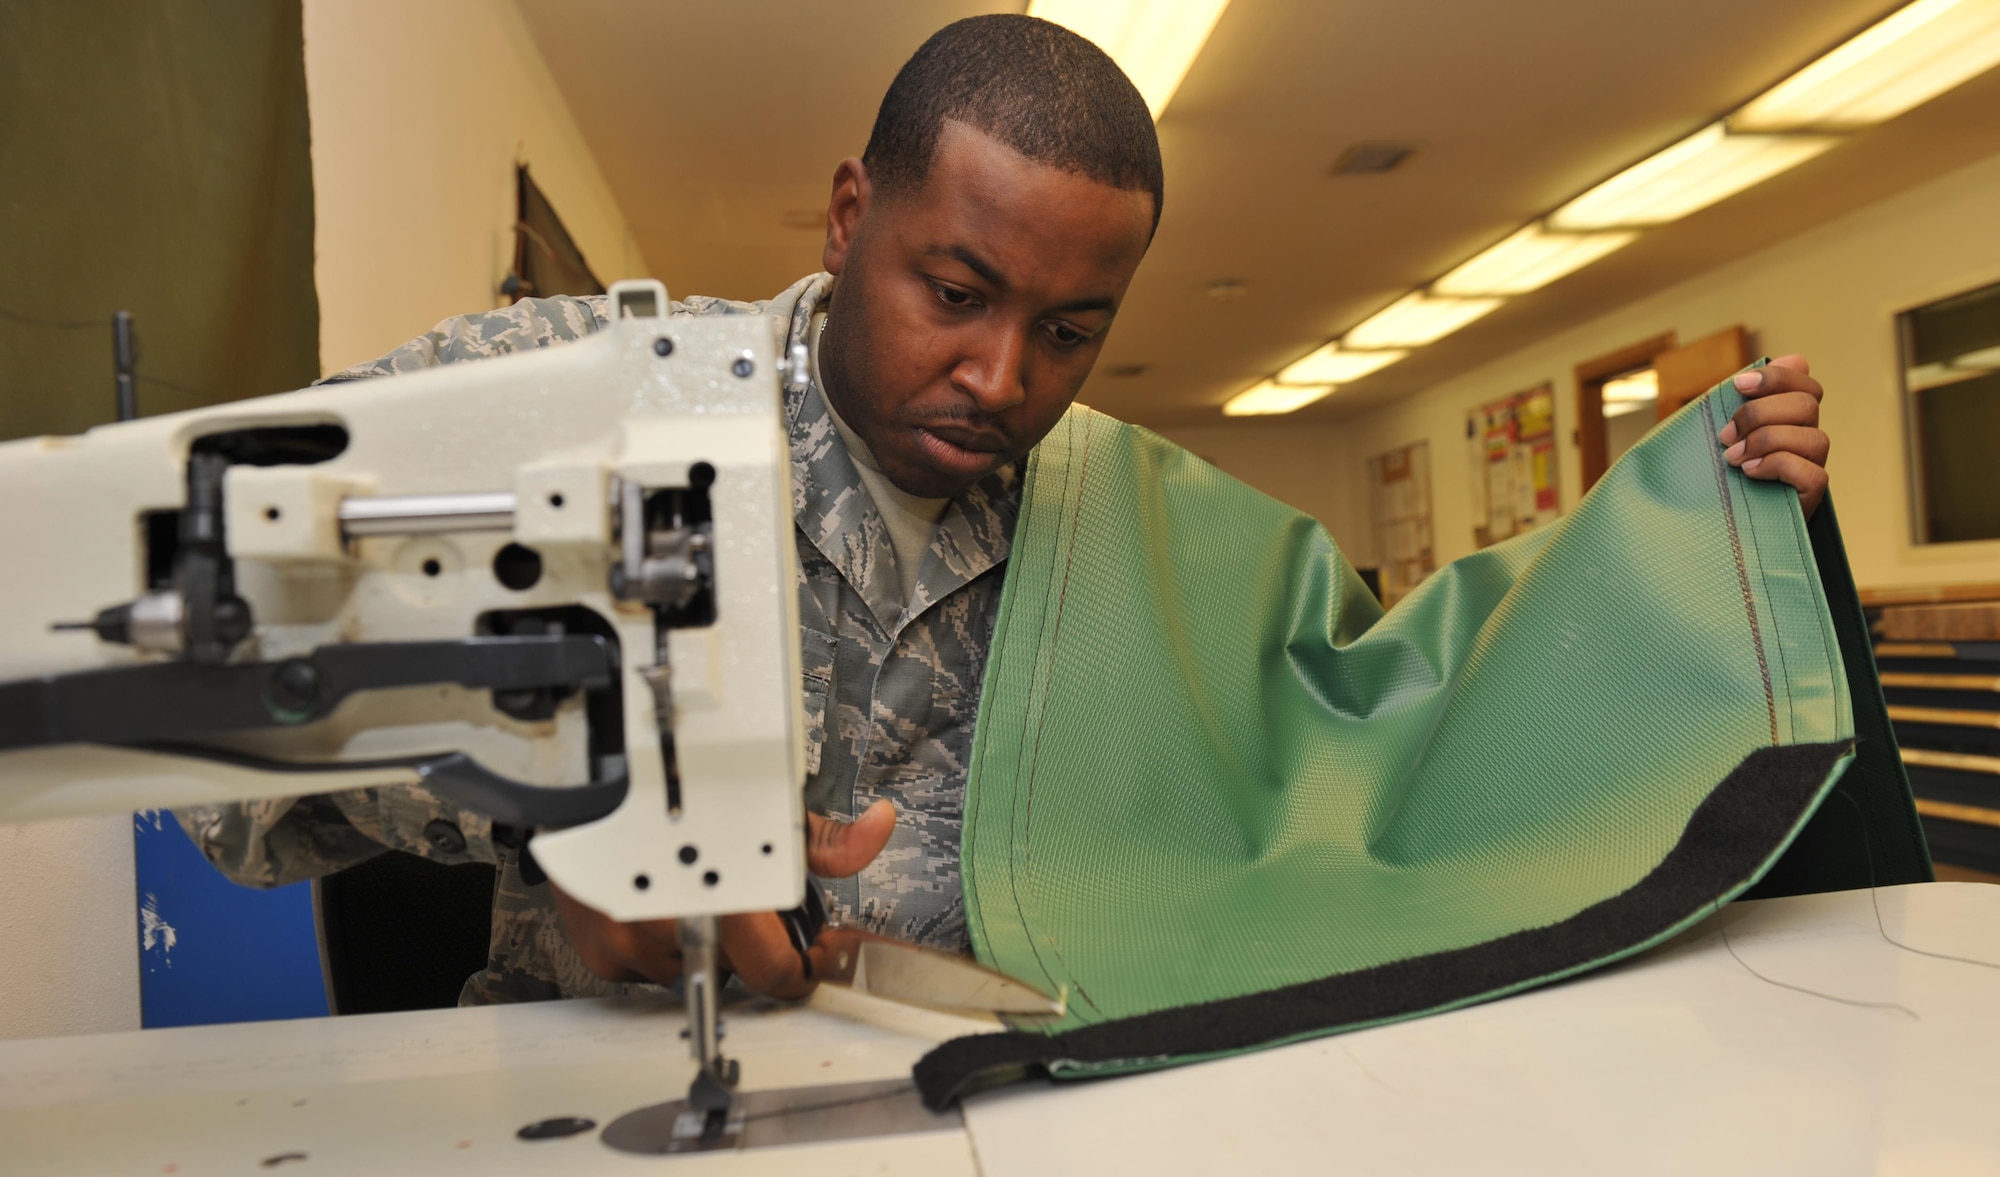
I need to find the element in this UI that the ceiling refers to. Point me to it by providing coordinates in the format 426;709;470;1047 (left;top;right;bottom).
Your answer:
516;0;2000;428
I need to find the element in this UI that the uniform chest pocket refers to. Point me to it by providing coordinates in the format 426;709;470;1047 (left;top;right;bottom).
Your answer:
799;628;837;779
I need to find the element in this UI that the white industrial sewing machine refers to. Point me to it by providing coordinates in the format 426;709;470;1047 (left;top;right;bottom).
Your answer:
0;280;1049;1159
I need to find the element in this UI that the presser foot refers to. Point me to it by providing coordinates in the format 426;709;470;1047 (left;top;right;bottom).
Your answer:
598;1078;956;1156
688;1060;741;1148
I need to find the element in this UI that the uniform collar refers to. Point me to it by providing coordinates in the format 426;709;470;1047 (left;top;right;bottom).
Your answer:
777;275;1018;633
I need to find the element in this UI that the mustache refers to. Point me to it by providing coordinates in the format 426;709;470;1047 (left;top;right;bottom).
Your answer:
903;404;997;428
901;403;1006;428
905;412;1014;453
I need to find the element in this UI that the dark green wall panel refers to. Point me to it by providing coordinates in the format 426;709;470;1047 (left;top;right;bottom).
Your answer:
0;0;319;440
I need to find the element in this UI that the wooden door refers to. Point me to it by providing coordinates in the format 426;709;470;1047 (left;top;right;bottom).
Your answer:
1654;326;1750;421
1574;332;1675;493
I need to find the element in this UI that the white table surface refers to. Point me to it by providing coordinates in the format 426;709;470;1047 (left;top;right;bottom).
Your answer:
2;883;1996;1176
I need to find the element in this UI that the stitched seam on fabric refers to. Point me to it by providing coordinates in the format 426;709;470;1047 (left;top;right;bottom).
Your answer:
971;444;1049;966
1738;471;1793;738
994;425;1064;994
1704;398;1779;744
1003;413;1090;1003
1016;411;1103;1015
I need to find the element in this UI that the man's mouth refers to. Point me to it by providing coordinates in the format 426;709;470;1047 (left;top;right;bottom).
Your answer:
912;424;1007;478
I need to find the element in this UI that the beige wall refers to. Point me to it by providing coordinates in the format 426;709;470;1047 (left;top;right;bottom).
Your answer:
304;0;650;375
0;816;140;1040
1334;147;2000;590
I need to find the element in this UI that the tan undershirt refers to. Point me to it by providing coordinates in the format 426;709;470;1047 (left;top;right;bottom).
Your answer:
811;313;950;608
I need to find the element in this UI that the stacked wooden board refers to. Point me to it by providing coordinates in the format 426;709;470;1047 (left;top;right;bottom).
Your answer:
1866;582;2000;875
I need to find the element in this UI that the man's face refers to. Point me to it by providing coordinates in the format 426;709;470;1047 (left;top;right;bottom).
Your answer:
818;121;1155;499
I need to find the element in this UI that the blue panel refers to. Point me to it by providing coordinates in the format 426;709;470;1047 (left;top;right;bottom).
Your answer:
133;812;330;1028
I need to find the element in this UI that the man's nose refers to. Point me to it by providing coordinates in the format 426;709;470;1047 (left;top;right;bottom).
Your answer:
954;325;1028;413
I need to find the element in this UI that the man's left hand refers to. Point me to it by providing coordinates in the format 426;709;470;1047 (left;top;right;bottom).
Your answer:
1718;354;1829;518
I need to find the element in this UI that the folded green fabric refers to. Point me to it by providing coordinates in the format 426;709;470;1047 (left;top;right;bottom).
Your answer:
916;371;1929;1108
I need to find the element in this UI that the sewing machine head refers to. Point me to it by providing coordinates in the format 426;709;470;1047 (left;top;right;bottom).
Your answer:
0;280;807;924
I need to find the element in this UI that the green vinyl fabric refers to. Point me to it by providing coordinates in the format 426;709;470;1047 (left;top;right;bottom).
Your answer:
914;370;1928;1107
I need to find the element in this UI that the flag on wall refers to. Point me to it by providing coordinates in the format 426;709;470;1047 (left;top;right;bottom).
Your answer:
502;165;605;301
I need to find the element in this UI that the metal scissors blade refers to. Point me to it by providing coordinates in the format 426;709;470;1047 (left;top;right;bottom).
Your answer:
781;877;1063;1015
820;932;1065;1016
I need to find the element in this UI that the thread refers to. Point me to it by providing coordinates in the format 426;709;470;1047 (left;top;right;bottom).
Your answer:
138;373;210;401
1;306;214;401
1720;922;1918;1019
736;1084;916;1124
0;304;104;330
1719;782;2000;1019
1836;788;2000;973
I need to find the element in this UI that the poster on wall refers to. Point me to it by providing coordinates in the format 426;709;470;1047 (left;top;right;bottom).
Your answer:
1366;440;1435;606
1467;383;1561;548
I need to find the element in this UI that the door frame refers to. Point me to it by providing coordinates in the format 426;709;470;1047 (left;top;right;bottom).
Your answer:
1574;332;1676;493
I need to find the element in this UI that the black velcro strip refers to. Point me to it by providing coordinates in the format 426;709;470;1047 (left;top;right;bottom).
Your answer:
915;740;1847;1109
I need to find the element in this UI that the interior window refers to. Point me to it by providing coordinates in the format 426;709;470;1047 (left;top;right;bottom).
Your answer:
1901;280;2000;544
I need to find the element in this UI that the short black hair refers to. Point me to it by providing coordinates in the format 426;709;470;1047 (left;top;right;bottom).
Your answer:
862;15;1164;232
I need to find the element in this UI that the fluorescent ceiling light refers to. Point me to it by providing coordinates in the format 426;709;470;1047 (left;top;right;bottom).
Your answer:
1343;292;1503;349
1549;122;1839;231
1433;224;1639;296
1734;0;2000;131
1906;343;2000;389
1224;379;1333;416
1603;369;1659;403
1275;345;1408;385
1028;0;1232;119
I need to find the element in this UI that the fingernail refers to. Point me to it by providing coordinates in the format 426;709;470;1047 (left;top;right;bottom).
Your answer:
1724;440;1746;464
1717;422;1738;445
1733;372;1762;392
1742;456;1762;474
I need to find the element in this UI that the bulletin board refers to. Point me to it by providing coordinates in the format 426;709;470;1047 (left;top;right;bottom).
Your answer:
1467;383;1561;548
1365;441;1435;606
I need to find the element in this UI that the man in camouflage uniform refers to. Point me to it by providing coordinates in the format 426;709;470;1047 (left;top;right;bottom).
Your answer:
180;15;1156;1004
179;15;1838;1005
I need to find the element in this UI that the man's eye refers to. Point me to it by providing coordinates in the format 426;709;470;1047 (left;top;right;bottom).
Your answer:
931;282;976;308
1045;322;1088;348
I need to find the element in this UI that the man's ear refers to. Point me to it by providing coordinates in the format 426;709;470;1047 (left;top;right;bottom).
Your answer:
823;158;869;277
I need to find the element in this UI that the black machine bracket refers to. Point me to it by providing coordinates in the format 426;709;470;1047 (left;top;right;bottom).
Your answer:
0;635;614;749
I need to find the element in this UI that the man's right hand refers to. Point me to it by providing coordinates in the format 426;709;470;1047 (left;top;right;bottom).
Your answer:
547;799;897;1000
